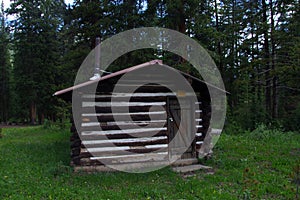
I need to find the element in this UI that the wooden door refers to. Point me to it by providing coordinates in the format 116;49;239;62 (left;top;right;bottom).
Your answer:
167;97;196;161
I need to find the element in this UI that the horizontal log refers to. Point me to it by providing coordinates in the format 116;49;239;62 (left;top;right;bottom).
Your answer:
81;136;168;148
80;120;166;132
82;105;166;114
116;79;173;84
195;134;205;141
82;92;176;98
80;100;202;114
81;113;167;122
196;126;204;133
81;127;166;135
82;101;166;107
82;92;202;100
82;96;169;103
73;161;171;172
195;141;204;150
80;127;202;140
81;94;202;102
80;129;167;140
82;120;166;126
82;111;166;117
79;146;168;158
79;152;169;166
73;153;201;168
93;84;173;93
82;143;168;153
81;121;167;131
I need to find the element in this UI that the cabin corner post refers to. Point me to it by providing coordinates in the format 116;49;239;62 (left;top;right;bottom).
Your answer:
70;91;82;166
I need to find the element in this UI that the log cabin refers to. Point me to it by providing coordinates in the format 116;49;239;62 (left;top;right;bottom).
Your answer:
54;60;217;172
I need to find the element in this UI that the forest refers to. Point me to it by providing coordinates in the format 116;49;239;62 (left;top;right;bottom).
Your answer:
0;0;299;131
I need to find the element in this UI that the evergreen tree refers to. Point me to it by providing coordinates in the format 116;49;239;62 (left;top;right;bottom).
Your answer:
8;0;65;124
45;0;299;129
0;1;10;123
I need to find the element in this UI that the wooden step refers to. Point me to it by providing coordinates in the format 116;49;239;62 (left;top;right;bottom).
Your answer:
172;164;212;173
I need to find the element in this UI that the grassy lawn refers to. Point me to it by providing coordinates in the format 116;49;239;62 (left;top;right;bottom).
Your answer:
0;126;299;199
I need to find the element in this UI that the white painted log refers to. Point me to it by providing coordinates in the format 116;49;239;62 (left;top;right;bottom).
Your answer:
81;144;168;153
81;127;166;136
82;120;166;127
196;133;202;137
82;111;166;117
82;92;176;98
82;102;166;107
82;136;167;145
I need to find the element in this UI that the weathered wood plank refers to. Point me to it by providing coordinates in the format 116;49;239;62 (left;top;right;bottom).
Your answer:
82;92;176;98
81;121;167;131
80;129;167;140
74;161;171;173
82;127;166;135
82;96;168;103
82;105;166;114
81;136;168;148
79;146;168;158
79;152;168;166
81;113;167;122
93;84;173;93
195;141;204;150
83;101;166;107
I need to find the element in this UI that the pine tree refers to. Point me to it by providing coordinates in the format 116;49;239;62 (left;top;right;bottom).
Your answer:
0;1;10;123
8;0;65;124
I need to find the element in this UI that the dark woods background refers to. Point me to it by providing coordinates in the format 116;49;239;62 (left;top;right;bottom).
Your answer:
0;0;299;131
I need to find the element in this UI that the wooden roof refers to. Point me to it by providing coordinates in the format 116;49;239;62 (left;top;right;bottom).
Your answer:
54;59;227;99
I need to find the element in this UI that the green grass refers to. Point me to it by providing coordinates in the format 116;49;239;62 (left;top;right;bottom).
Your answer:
0;126;299;199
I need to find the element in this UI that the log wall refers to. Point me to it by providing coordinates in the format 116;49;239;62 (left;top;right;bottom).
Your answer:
70;79;211;171
71;96;208;168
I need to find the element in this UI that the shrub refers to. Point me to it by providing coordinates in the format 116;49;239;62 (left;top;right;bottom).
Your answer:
289;104;300;132
43;119;52;129
247;123;287;141
223;120;244;135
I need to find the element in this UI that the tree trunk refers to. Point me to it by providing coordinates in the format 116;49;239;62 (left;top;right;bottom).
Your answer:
262;0;271;118
38;112;45;125
270;0;278;119
214;0;223;76
30;101;36;125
